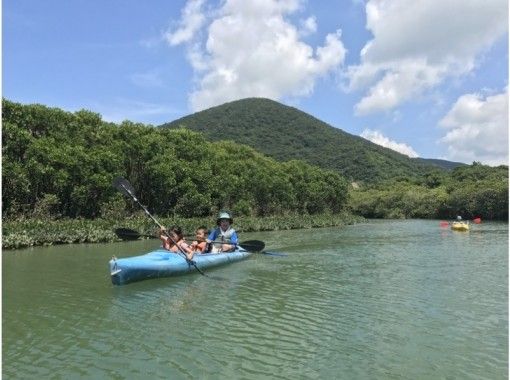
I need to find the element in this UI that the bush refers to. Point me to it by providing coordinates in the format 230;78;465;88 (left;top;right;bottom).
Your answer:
32;194;61;219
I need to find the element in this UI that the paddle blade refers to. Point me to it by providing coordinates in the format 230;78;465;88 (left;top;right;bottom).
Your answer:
473;217;482;224
439;221;449;227
239;240;265;252
113;177;137;199
114;228;142;240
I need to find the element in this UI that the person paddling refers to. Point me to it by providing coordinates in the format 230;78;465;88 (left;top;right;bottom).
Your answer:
207;211;238;253
160;226;194;261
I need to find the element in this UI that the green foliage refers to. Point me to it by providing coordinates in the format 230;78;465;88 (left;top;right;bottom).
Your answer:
161;97;464;183
350;164;508;220
2;213;363;249
444;164;508;219
32;193;61;219
2;99;351;221
2;218;116;249
99;195;129;220
2;98;507;231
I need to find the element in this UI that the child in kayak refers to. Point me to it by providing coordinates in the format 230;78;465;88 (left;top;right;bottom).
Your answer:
190;226;209;254
160;226;194;260
207;211;238;252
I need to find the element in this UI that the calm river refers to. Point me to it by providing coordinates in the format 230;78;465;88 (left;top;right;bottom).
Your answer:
3;220;508;379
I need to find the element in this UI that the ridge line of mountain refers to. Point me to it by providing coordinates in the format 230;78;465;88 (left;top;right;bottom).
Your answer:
160;97;465;183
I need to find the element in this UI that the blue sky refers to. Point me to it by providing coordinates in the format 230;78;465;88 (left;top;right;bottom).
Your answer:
3;0;508;165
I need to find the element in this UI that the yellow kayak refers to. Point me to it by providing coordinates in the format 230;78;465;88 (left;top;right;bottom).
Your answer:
451;221;470;231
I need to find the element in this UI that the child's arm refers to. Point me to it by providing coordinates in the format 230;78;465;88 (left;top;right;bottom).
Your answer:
198;241;208;253
178;241;194;260
159;227;170;250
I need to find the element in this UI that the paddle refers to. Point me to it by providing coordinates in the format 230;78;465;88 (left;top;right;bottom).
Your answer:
114;227;267;253
439;216;482;227
114;227;158;240
235;240;265;252
113;177;206;276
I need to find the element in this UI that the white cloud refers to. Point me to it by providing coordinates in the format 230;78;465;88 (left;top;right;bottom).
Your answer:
347;0;508;115
438;88;509;165
299;16;317;36
166;0;346;111
360;129;419;157
165;0;206;46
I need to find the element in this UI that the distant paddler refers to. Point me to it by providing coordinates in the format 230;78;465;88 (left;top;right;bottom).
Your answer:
451;215;470;231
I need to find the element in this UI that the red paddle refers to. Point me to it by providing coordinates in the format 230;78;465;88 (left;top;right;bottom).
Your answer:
440;217;482;227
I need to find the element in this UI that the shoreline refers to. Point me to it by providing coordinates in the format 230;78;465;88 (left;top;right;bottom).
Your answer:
2;212;364;250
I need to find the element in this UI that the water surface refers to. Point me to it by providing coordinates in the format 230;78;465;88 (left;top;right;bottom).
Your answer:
3;220;508;379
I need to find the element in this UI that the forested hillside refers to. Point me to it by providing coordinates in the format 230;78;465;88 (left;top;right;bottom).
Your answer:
2;99;349;219
349;163;508;220
161;98;462;182
412;157;465;171
2;98;508;223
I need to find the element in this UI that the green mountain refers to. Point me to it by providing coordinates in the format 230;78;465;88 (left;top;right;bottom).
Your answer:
413;157;465;171
161;98;457;183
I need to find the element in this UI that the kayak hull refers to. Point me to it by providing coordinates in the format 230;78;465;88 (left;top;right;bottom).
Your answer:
109;248;252;285
451;221;469;231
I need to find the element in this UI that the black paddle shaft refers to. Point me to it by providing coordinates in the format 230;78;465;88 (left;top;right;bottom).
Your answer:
113;177;162;228
112;177;206;276
114;228;157;240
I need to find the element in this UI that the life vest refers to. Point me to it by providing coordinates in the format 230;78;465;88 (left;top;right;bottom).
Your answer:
193;241;208;253
214;227;235;242
161;235;189;253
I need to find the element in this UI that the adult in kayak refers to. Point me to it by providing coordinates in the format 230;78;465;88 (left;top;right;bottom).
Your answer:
207;211;238;252
159;225;195;261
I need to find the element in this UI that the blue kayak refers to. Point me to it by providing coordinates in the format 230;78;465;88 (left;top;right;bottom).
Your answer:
109;248;252;285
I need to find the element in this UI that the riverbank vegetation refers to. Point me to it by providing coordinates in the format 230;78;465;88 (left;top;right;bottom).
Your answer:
2;99;508;249
2;212;362;249
3;99;348;220
350;163;508;220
